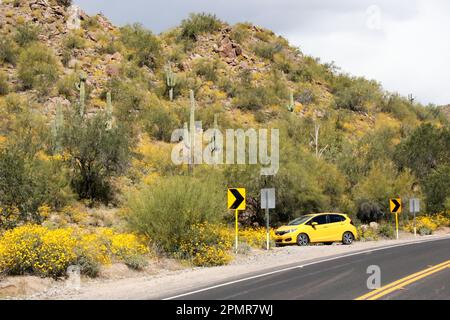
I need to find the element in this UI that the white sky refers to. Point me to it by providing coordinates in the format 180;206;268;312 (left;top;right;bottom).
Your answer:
74;0;450;105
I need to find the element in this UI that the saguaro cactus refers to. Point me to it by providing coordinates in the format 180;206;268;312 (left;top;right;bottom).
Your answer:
188;90;196;174
75;72;87;116
165;62;177;101
286;90;295;112
53;101;64;153
106;91;113;130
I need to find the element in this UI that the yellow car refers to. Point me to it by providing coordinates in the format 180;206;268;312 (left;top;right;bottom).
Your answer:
274;213;358;246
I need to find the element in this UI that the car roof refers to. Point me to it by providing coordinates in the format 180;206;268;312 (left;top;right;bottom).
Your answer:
310;213;348;216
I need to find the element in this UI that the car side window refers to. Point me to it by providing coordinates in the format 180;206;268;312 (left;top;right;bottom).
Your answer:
310;215;328;225
329;215;345;223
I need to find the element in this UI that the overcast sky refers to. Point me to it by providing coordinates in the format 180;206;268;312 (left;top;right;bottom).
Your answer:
74;0;450;106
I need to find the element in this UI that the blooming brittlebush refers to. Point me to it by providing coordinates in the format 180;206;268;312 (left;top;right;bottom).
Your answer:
0;225;149;278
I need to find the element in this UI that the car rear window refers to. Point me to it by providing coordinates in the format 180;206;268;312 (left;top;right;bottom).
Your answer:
329;215;346;223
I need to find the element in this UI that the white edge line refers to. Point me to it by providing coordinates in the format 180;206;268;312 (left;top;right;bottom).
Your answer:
163;235;450;300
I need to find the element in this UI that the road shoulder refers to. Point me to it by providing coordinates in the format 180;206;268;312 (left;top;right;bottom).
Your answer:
27;234;449;300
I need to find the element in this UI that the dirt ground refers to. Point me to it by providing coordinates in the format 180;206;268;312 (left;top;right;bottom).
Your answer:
2;231;448;300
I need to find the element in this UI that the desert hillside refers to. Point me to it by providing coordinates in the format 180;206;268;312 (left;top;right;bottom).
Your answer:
0;0;449;280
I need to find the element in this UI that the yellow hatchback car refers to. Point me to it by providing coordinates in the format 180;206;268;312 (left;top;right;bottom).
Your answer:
274;213;358;246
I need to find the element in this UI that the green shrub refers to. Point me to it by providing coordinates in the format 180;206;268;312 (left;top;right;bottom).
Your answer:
273;52;294;74
81;15;99;30
253;42;282;60
193;58;221;82
356;201;384;223
394;124;450;179
423;165;450;214
63;32;86;50
233;70;287;110
331;75;382;112
142;102;179;142
14;23;40;47
378;224;395;239
123;254;148;270
0;36;18;65
56;0;72;6
76;255;100;277
61;48;72;67
125;175;226;254
180;13;222;40
217;76;237;98
57;73;77;100
60;108;131;202
0;93;27;114
0;133;73;228
0;71;9;95
230;23;251;44
107;76;149;122
381;94;416;120
120;23;162;69
17;43;60;93
418;227;432;236
233;85;271;110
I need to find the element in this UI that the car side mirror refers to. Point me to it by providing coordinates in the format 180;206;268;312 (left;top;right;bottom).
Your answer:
311;222;318;227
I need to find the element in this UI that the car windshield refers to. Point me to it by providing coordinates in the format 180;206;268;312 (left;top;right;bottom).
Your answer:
288;215;313;226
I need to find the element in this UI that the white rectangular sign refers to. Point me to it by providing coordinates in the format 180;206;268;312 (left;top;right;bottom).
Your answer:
261;188;276;209
409;198;420;213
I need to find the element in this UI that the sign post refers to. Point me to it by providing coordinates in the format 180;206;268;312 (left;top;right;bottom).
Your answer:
389;198;402;240
235;209;239;252
228;188;246;254
261;188;275;251
410;198;420;237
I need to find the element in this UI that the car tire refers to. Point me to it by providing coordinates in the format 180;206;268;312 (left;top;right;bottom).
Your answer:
324;242;334;245
296;233;309;246
342;232;354;245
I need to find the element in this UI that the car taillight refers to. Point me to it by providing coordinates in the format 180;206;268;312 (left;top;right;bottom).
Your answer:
350;220;354;226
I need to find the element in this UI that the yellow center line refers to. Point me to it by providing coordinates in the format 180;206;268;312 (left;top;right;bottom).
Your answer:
355;260;450;300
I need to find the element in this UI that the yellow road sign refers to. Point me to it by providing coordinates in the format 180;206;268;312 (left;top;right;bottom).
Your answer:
390;198;402;214
228;188;246;210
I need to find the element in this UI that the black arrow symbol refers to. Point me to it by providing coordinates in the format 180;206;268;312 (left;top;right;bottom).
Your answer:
230;189;244;210
392;199;401;213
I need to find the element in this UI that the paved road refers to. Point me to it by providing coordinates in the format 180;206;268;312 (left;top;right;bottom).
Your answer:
166;238;450;300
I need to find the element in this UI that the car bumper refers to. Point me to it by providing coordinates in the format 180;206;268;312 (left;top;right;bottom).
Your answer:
274;233;296;245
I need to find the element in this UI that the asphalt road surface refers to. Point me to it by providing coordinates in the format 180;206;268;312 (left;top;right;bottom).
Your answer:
166;238;450;300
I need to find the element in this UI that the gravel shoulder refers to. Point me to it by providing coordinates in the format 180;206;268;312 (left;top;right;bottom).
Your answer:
24;232;450;300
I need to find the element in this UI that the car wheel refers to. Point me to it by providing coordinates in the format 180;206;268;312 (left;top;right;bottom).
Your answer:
342;232;354;245
296;233;309;246
324;242;333;245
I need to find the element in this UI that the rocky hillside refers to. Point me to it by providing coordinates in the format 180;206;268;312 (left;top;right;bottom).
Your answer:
1;0;446;133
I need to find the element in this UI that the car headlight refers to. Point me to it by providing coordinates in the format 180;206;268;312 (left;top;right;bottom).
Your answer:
285;229;297;234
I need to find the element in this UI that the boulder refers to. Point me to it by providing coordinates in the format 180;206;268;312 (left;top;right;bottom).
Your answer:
217;34;242;62
66;5;81;30
106;64;120;77
369;222;379;230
